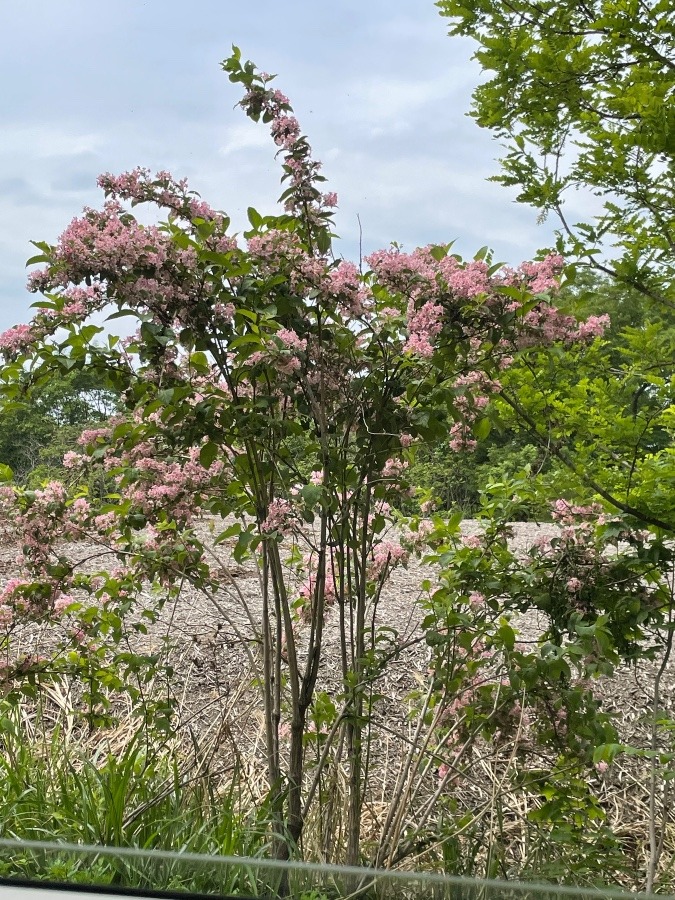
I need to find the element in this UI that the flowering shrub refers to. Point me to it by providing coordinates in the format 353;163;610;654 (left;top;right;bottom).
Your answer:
0;48;625;866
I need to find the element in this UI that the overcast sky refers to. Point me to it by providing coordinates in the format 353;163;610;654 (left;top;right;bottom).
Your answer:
0;0;561;332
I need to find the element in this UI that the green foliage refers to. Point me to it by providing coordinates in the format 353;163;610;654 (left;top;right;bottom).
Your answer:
408;434;554;518
556;270;651;337
438;0;675;307
0;696;268;893
488;310;675;532
0;369;119;483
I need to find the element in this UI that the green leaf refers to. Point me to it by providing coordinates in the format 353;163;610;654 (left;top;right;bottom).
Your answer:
199;442;219;468
300;484;323;508
106;308;145;321
247;207;263;229
315;228;332;255
429;245;449;261
473;417;492;440
592;743;624;764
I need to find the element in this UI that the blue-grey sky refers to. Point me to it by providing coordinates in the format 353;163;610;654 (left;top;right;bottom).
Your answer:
0;0;560;332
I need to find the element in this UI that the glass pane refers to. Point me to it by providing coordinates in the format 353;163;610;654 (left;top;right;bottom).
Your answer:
0;839;645;900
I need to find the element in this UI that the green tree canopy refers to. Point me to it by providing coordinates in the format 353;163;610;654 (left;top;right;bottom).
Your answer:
438;0;675;309
0;370;118;482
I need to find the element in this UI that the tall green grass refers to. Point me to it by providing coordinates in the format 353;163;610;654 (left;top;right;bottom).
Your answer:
0;691;273;893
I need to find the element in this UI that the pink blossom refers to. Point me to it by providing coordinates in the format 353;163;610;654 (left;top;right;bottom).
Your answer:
0;324;35;354
370;541;408;576
404;300;443;358
97;167;222;224
34;482;66;505
381;458;408;479
27;268;51;293
0;579;32;605
94;512;117;532
566;577;583;592
63;451;86;469
276;355;301;374
326;261;365;315
67;498;91;525
366;246;437;288
407;519;435;546
449;423;477;452
238;78;331;219
188;198;217;220
214;302;235;321
447;260;490;298
301;573;337;602
270;115;301;149
77;427;111;448
532;534;552;552
576;314;610;339
276;328;307;352
270;88;289;104
403;333;435;357
53;594;75;615
498;254;564;295
551;499;602;524
261;498;294;535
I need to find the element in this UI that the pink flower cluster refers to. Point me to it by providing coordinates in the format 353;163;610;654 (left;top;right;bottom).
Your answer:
449;422;477;452
370;541;408;577
98;167;220;223
276;328;307;352
551;499;603;524
238;70;333;220
261;498;294;535
0;324;35;354
0;576;73;628
506;255;565;294
124;447;224;524
0;579;34;625
576;314;611;339
404;300;443;357
453;370;501;421
325;261;368;317
381;458;408;479
366;246;493;301
517;307;610;347
468;591;486;608
299;569;337;604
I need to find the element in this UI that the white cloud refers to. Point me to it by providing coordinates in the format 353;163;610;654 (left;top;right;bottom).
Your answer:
0;126;104;160
0;0;590;334
345;72;473;129
218;121;272;156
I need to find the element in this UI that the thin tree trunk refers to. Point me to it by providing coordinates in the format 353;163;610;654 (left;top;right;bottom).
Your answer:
346;483;371;867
